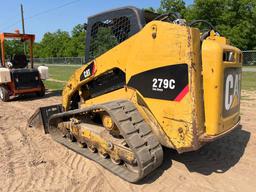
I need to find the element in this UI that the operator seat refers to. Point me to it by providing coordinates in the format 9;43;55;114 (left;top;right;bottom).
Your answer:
11;54;28;69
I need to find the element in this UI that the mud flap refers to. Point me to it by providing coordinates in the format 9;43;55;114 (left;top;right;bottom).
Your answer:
28;105;63;134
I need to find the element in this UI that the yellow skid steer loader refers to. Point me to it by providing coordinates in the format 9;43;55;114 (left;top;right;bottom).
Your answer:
28;7;242;182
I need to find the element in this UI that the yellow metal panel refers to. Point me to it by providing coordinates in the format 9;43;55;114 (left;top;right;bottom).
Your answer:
61;21;241;152
202;36;242;136
76;22;204;152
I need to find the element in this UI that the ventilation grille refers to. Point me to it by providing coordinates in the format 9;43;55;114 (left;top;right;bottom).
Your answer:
89;16;131;61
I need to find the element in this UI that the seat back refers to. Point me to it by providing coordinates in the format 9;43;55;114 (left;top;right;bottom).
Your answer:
11;54;28;68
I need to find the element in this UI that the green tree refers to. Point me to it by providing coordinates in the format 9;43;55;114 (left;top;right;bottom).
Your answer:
34;24;86;58
158;0;187;17
33;42;42;58
188;0;256;50
36;30;72;57
154;0;256;50
70;24;86;57
3;40;24;60
185;0;225;25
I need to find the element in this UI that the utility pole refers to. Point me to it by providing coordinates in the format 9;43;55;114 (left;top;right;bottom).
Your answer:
21;4;25;34
20;4;26;54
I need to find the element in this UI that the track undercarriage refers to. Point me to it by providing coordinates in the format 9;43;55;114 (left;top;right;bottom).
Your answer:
32;100;163;182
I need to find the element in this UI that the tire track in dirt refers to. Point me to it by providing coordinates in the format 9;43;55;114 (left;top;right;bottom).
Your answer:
19;97;73;191
24;131;69;191
0;97;60;192
14;96;121;191
14;111;47;192
0;91;255;192
0;117;33;192
0;95;121;192
0;129;15;192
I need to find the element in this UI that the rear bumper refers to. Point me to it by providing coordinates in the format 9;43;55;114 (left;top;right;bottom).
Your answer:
199;120;240;143
13;87;42;95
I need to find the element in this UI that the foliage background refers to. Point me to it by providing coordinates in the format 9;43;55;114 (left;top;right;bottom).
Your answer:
4;0;256;58
151;0;256;50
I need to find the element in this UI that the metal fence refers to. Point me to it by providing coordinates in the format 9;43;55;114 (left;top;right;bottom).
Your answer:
33;57;84;65
242;50;256;66
33;51;256;66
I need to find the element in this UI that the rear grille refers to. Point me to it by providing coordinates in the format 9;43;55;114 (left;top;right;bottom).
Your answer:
11;69;41;90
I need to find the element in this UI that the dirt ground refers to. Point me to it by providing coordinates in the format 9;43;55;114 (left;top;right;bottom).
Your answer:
0;90;255;192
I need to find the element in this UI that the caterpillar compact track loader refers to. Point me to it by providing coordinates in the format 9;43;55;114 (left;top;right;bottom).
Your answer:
28;7;242;182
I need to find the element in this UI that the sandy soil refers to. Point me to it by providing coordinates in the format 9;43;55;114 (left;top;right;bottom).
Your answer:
0;90;255;192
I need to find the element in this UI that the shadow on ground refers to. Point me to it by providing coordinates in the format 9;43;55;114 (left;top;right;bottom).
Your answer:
171;126;250;175
140;126;250;184
10;90;62;102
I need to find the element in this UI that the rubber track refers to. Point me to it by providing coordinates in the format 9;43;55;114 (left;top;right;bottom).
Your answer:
48;100;163;183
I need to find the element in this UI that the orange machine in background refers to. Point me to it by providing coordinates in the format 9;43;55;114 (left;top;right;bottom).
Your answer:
0;31;47;101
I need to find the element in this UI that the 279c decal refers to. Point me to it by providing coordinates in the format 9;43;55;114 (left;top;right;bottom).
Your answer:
152;78;175;92
128;64;188;101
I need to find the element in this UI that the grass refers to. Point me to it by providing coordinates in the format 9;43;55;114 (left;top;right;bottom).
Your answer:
241;72;256;91
243;65;256;68
44;80;65;90
48;66;80;81
38;65;80;90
